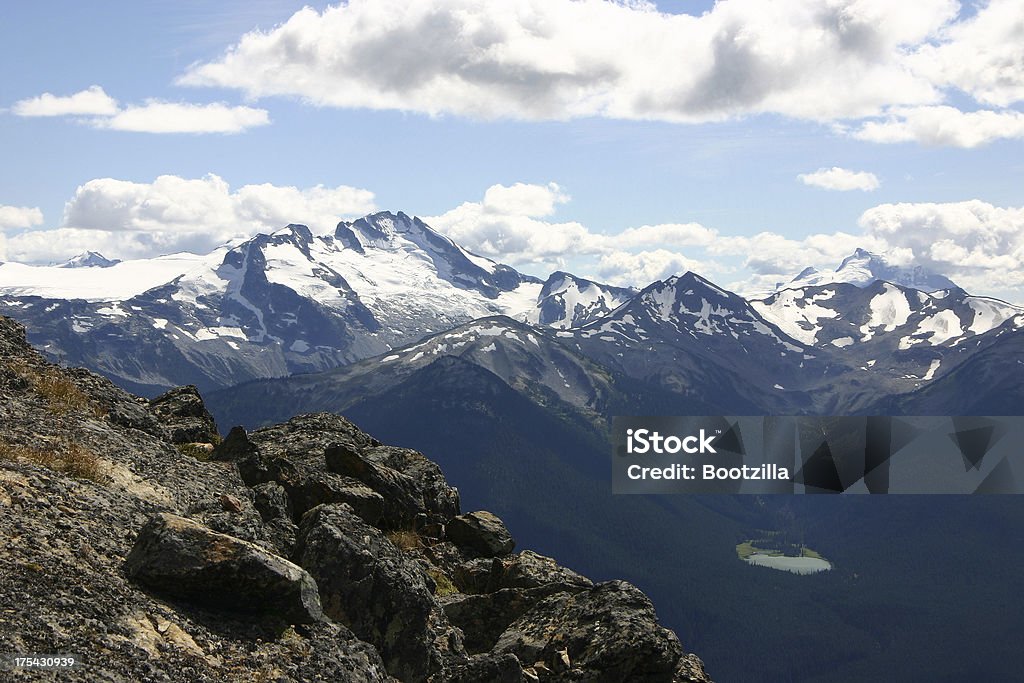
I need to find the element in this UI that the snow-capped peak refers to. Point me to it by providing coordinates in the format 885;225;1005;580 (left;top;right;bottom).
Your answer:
532;271;634;329
57;251;121;269
786;249;956;292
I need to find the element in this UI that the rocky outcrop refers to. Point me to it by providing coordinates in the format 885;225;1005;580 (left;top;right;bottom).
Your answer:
147;385;220;445
494;581;687;681
294;503;460;681
125;512;322;624
0;315;712;682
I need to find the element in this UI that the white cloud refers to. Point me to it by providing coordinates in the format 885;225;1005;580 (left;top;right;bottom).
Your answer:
0;205;44;230
613;222;719;249
11;85;119;117
711;230;887;277
798;167;880;191
859;200;1024;288
5;174;375;262
593;249;716;286
180;0;961;124
850;106;1024;147
909;0;1024;108
427;181;721;281
482;182;568;217
99;101;270;134
426;200;594;272
9;86;268;134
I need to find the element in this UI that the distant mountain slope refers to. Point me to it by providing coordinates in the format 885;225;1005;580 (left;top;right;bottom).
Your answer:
752;281;1023;394
880;317;1024;415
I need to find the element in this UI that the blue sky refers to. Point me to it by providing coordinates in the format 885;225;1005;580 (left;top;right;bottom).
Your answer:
1;0;1023;300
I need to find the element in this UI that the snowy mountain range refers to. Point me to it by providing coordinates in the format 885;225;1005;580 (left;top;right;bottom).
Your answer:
0;211;1020;408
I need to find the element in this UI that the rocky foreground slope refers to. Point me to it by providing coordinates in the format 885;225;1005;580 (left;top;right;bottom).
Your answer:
0;315;710;683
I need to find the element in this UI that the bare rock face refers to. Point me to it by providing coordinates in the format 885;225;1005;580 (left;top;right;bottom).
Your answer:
293;503;460;681
494;580;687;682
125;513;322;625
447;510;516;557
147;385;219;445
210;425;259;462
325;441;460;529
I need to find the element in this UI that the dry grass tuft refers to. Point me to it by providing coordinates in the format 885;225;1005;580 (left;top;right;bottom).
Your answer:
386;529;425;551
0;441;109;484
9;360;93;415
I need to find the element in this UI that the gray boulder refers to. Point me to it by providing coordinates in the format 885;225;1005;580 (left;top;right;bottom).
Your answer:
447;511;515;557
124;512;322;625
441;652;527;682
289;470;385;525
443;586;567;654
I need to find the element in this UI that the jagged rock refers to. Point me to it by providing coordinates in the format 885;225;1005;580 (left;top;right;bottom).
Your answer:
440;652;527;682
294;503;462;681
211;424;260;462
442;552;594;654
674;653;713;683
253;481;293;521
324;442;428;528
250;482;300;556
250;413;380;467
147;385;219;444
362;445;461;521
494;580;684;682
289;471;385;525
125;512;322;625
443;586;568;654
454;551;593;594
0;315;713;683
447;511;515;557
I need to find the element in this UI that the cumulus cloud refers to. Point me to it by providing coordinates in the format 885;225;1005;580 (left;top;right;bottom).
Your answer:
11;85;119;117
909;0;1024;108
180;0;963;124
798;167;880;191
482;182;569;217
98;102;270;134
0;205;44;231
859;200;1024;292
4;174;375;262
9;85;268;134
850;106;1024;147
426;181;721;281
427;190;594;272
613;222;719;249
593;249;716;286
